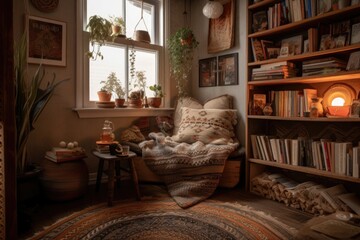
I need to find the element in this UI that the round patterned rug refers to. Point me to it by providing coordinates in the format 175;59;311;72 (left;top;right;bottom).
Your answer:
31;198;297;239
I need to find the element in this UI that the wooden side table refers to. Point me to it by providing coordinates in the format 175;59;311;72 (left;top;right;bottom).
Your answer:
92;151;141;206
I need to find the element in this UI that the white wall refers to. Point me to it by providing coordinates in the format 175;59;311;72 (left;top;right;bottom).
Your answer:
190;0;247;145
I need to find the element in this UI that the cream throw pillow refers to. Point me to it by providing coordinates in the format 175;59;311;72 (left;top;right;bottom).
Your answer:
173;95;233;135
172;107;237;145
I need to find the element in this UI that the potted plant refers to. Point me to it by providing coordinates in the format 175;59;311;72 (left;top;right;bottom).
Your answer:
112;74;126;107
148;84;163;108
15;34;68;176
168;27;199;97
86;15;112;60
109;16;125;37
128;70;146;108
97;72;121;102
15;35;67;229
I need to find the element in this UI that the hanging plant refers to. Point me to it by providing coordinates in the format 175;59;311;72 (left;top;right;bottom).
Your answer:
167;27;199;97
86;15;112;60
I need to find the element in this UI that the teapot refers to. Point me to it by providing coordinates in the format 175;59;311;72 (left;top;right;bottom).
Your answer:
100;120;115;142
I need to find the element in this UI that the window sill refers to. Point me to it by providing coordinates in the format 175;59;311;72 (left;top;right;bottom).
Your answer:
73;108;174;118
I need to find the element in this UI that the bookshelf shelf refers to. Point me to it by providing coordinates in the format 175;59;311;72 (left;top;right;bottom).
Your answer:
249;158;360;184
248;44;360;66
248;70;360;86
246;0;360;194
248;4;360;38
248;115;360;122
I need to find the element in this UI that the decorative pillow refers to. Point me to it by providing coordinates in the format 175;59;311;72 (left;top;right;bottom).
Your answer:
119;125;145;143
172;107;237;145
173;95;233;136
203;94;233;109
173;97;203;135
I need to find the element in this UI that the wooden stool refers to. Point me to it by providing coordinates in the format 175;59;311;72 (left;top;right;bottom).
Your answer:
92;151;141;206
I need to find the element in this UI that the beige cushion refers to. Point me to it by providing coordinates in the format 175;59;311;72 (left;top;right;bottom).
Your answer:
204;94;234;109
172;107;237;145
173;95;233;135
173;97;203;135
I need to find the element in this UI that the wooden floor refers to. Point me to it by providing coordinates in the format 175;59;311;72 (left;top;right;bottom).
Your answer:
18;182;314;239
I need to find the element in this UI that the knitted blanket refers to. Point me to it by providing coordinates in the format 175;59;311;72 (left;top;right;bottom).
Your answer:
139;132;239;208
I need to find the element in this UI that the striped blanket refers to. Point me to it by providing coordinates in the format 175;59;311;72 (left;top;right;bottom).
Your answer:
139;132;239;208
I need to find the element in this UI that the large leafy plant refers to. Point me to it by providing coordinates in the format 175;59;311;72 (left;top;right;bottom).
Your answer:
168;27;199;97
14;35;67;175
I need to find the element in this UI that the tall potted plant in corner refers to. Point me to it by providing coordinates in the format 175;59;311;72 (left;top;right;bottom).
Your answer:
15;34;68;176
86;15;112;60
15;34;68;230
168;27;199;97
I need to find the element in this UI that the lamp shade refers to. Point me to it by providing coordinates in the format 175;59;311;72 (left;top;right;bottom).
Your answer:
203;1;223;19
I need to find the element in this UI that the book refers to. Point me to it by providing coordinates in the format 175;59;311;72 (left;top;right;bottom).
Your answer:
320;184;348;211
338;193;360;215
253;94;266;110
51;147;86;156
353;146;359;178
45;151;87;163
252;10;268;33
351;23;360;44
346;51;360;71
260;40;274;59
251;38;265;61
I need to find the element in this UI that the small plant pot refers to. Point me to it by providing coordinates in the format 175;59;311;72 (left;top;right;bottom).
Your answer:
128;98;143;108
133;30;151;43
97;91;112;102
115;98;125;108
148;97;162;108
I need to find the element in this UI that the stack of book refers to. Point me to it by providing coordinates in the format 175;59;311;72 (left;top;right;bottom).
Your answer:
45;147;87;163
252;61;297;80
302;57;347;76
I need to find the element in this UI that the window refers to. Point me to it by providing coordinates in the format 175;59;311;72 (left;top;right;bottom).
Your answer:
76;0;165;108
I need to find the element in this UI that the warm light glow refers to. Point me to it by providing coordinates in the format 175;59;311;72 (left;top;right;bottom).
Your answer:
331;97;345;106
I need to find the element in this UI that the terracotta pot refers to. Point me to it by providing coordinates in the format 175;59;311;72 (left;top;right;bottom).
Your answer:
115;98;125;108
128;98;143;108
97;91;112;102
148;97;162;108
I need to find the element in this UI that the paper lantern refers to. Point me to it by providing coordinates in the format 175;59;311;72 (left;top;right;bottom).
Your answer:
203;1;223;19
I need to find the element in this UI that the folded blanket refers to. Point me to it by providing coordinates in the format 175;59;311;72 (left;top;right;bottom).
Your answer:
139;132;239;208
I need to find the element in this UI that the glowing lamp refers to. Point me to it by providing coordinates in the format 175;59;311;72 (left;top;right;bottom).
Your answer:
323;83;356;118
203;0;224;19
327;97;350;117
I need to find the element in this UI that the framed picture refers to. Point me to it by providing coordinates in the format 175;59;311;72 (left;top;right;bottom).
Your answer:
279;35;303;57
218;53;238;86
27;15;66;66
199;57;217;87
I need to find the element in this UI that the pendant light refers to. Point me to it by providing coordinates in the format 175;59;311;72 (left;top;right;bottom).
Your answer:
202;0;223;19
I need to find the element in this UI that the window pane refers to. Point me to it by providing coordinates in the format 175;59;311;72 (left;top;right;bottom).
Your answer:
87;0;123;24
126;0;154;42
89;45;126;101
129;49;156;97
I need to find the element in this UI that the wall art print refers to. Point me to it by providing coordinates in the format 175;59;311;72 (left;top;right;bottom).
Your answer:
27;15;66;66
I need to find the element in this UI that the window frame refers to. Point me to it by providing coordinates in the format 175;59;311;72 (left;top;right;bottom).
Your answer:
75;0;170;116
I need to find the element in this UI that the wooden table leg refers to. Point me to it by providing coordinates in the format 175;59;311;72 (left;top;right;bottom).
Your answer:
107;159;115;206
96;159;104;192
129;158;141;200
115;161;121;188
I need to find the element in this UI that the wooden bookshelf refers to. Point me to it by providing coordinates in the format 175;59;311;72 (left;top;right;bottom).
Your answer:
246;0;360;191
